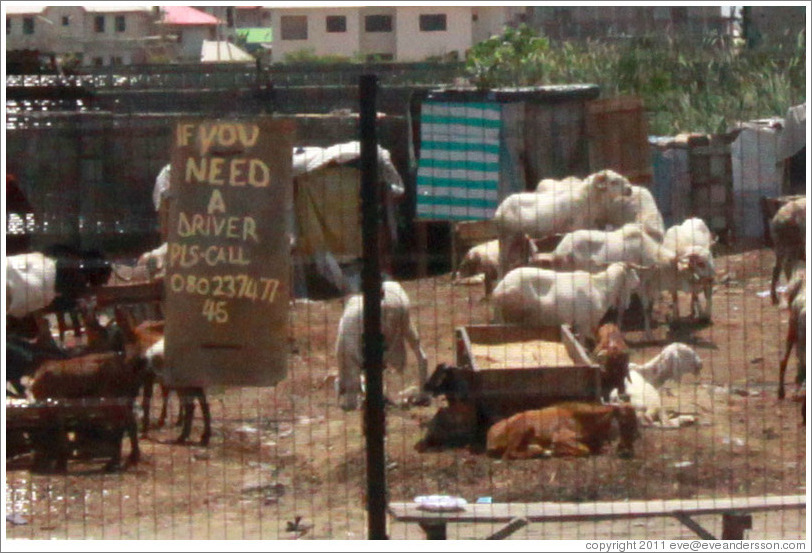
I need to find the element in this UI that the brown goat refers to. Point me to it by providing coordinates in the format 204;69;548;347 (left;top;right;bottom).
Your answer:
593;323;630;402
29;341;146;472
486;402;639;460
120;309;211;446
778;268;806;402
414;402;479;452
769;197;806;305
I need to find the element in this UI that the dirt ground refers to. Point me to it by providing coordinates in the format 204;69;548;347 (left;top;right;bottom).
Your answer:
4;245;808;541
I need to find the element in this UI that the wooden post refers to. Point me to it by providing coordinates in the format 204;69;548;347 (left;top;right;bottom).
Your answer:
419;522;447;540
416;221;428;278
721;512;752;540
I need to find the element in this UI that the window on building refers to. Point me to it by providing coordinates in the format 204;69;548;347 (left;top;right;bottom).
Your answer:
364;14;392;32
93;57;104;67
23;17;35;35
62;16;70;26
281;15;307;40
419;14;447;32
111;56;123;65
7;18;11;35
115;15;125;32
94;15;105;33
326;15;346;33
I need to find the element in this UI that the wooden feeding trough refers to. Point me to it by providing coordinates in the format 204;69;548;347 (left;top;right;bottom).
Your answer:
454;324;601;425
5;397;137;471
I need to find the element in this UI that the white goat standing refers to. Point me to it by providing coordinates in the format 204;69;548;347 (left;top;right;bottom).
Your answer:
335;281;429;411
663;217;716;320
611;342;703;425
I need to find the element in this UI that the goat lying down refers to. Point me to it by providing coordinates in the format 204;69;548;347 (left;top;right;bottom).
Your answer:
609;342;703;426
335;280;429;411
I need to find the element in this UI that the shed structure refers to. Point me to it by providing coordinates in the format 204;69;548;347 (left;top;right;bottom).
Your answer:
414;85;601;223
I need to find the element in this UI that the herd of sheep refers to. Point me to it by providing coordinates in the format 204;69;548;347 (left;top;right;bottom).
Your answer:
4;167;806;469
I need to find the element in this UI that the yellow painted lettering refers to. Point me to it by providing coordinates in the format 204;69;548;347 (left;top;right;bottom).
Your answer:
243;216;258;242
177;123;195;147
207;189;227;214
248;159;270;187
199;124;218;156
228;158;247;186
208;157;225;185
185;157;206;184
238;124;260;147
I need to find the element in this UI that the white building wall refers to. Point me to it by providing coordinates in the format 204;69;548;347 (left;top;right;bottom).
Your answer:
358;6;396;59
271;7;362;61
472;6;516;44
6;6;156;66
395;6;472;61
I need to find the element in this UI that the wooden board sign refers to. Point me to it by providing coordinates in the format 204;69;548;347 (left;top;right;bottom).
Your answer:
164;118;295;387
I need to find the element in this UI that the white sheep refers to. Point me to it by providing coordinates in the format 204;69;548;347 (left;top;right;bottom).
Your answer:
603;184;666;241
491;262;641;342
335;280;429;411
493;169;634;278
455;235;536;297
6;252;58;318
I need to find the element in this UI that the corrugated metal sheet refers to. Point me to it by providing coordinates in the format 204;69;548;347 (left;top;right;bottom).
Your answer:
416;101;502;221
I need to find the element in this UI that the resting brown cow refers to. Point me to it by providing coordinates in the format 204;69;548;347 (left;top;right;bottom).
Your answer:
486;402;639;460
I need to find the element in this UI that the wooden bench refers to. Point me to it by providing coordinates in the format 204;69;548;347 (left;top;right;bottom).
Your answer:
388;495;806;540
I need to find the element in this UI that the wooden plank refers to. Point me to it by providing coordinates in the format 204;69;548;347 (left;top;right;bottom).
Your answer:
485;517;529;540
672;512;718;540
388;496;806;524
94;280;164;307
455;220;497;244
586;95;652;183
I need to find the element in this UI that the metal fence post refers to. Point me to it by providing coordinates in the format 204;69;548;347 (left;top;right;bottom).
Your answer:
359;73;387;540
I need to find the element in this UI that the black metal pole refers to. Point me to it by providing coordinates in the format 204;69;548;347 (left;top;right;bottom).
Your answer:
359;73;387;540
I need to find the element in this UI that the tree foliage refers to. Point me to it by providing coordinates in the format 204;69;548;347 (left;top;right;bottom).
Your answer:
465;25;806;135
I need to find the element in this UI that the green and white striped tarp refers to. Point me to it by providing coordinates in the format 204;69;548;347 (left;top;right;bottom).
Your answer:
416;101;502;221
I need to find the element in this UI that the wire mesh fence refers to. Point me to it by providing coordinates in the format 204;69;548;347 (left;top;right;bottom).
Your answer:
4;57;807;544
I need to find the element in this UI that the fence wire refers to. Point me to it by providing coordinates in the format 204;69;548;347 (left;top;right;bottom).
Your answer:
4;62;807;544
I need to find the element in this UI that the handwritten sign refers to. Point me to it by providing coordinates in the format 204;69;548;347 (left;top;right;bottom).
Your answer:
164;118;295;387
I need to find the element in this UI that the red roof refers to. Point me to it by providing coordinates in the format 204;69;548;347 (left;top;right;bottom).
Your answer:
161;6;221;26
